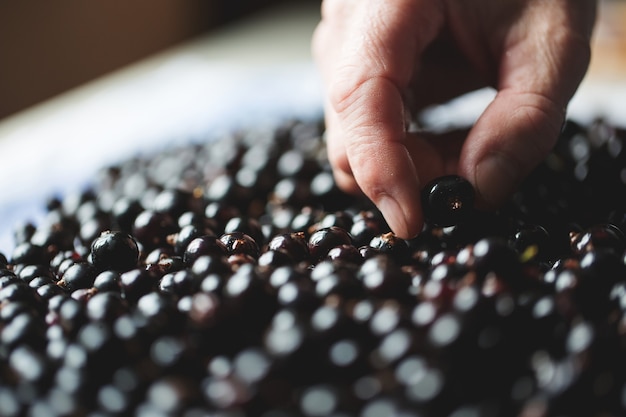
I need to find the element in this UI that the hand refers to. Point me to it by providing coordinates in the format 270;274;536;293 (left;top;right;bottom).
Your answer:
312;0;597;238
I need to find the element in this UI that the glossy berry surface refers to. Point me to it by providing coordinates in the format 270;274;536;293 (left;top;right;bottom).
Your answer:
182;235;228;265
421;175;475;227
57;262;97;291
90;230;139;272
0;117;624;417
267;231;310;263
219;232;260;258
308;226;352;262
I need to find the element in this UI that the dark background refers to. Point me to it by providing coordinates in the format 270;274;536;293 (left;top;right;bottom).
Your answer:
0;0;317;121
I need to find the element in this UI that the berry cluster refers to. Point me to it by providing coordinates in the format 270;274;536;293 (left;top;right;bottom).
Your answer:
0;117;625;417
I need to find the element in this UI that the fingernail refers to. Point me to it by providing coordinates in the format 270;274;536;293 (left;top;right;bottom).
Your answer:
378;195;418;239
475;154;519;209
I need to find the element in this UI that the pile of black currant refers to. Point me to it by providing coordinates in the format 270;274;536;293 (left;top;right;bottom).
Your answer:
0;116;625;417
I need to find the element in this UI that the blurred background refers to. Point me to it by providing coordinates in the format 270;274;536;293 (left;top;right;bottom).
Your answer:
0;0;624;253
1;0;625;122
0;0;323;252
0;0;318;121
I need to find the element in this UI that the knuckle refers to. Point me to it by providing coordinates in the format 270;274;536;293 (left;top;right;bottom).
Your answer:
511;92;565;155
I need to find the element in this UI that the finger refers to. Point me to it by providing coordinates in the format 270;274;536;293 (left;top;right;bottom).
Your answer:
460;90;567;210
312;0;354;86
407;128;469;179
338;77;424;238
328;112;458;199
403;133;446;184
326;0;443;238
323;98;361;195
459;2;595;209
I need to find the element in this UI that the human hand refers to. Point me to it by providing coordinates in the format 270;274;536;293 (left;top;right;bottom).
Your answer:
312;0;597;238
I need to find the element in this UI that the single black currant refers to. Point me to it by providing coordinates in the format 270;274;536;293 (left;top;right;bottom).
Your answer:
219;232;260;258
90;230;140;272
421;175;475;227
308;226;352;262
183;235;228;266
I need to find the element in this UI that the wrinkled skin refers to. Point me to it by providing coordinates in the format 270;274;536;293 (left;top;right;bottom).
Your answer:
312;0;597;238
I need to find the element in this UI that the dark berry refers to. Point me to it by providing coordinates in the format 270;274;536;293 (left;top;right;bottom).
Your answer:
132;210;177;251
111;197;143;233
308;226;352;262
257;249;296;269
11;242;47;266
510;223;553;262
471;237;523;287
570;223;626;255
220;232;260;258
86;291;127;322
267;232;310;263
183;235;228;266
204;202;241;230
276;279;320;313
28;276;53;289
357;255;410;299
224;216;265;247
326;244;362;265
93;270;122;292
576;249;626;319
314;211;354;232
90;230;140;272
36;282;65;301
421;175;475;227
146;255;186;277
350;210;390;247
369;232;411;264
315;268;364;300
57;297;88;336
0;273;20;289
169;224;205;256
0;282;40;305
153;188;200;218
358;245;382;260
190;254;231;278
57;262;97;292
290;206;322;234
159;270;199;297
17;264;54;283
1;312;46;350
119;268;158;303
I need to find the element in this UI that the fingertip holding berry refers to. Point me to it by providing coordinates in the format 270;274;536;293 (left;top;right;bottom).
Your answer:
420;175;476;227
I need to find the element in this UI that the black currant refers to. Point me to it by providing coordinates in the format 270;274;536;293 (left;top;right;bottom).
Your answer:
90;230;140;272
421;175;475;227
308;226;352;262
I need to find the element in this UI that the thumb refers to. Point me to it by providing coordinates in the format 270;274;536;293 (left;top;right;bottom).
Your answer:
459;4;595;209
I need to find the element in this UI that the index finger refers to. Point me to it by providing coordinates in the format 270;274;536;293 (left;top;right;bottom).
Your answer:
324;0;443;238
